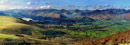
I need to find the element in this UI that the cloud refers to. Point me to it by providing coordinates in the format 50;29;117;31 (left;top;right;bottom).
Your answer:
95;5;102;9
0;1;5;4
27;2;38;5
0;5;9;10
27;2;32;5
104;4;109;7
7;6;51;10
8;6;33;10
46;2;53;5
39;6;50;9
94;4;111;9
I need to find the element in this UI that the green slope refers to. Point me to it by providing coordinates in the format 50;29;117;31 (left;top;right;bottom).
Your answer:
0;16;44;40
0;33;17;40
0;16;41;34
0;16;47;44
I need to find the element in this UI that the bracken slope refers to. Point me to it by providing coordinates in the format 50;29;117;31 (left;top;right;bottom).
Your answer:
75;30;130;45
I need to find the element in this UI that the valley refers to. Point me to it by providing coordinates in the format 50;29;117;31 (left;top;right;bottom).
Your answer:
0;9;130;45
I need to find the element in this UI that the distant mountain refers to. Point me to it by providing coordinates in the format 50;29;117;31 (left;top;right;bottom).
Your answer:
0;9;130;20
88;9;126;15
80;9;128;20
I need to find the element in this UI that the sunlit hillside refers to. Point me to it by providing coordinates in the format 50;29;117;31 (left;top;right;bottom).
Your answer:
0;16;50;45
0;16;66;45
0;16;41;34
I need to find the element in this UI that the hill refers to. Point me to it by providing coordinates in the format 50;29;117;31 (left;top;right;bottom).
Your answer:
1;9;130;20
0;16;68;45
0;16;41;34
75;30;130;45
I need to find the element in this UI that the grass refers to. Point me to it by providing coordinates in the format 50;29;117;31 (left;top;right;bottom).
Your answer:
72;24;91;27
57;29;86;37
0;16;130;41
85;20;130;38
0;16;46;44
0;33;17;40
63;19;130;38
0;16;41;34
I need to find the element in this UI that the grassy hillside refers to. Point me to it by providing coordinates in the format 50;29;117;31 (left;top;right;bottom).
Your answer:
0;16;41;34
0;33;17;40
0;16;67;45
0;16;49;45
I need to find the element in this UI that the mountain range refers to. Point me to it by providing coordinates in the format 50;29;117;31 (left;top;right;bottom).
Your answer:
0;9;130;21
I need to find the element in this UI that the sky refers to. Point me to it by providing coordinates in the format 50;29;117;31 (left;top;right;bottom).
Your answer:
0;0;130;10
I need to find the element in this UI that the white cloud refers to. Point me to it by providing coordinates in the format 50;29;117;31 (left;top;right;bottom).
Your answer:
9;7;15;9
0;1;5;4
39;6;50;9
0;5;9;10
27;2;38;5
27;2;32;5
104;4;109;7
46;2;53;5
96;5;102;9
